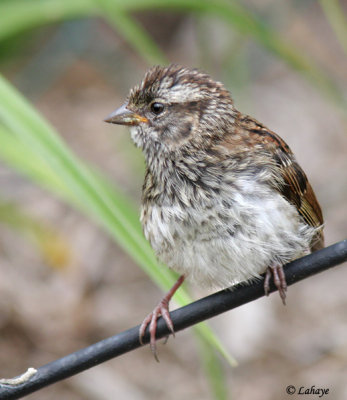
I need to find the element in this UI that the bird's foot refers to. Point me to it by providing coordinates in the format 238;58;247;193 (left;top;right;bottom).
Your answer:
139;275;185;361
264;264;287;305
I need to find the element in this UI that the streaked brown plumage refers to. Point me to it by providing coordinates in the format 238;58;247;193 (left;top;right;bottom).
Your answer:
105;64;324;358
235;113;324;250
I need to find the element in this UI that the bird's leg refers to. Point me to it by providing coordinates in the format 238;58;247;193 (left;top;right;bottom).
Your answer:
139;275;185;361
264;264;287;305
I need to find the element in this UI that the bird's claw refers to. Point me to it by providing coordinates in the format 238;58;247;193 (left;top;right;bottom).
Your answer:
138;275;185;360
139;298;175;362
264;264;287;305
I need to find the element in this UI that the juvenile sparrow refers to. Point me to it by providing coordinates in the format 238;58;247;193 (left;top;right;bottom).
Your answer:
105;65;324;358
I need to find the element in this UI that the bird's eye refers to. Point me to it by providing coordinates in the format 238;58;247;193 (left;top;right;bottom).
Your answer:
150;102;165;115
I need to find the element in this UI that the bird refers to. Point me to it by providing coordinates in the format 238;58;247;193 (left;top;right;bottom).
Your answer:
104;64;324;359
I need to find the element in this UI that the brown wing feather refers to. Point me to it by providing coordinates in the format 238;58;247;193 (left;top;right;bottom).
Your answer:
238;114;324;251
273;146;324;250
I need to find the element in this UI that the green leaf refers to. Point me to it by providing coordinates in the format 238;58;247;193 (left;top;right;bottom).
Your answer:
197;335;229;400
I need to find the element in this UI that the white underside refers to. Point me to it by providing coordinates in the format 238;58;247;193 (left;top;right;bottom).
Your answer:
142;183;316;288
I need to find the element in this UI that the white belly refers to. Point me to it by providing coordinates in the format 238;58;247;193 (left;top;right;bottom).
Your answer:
142;187;316;288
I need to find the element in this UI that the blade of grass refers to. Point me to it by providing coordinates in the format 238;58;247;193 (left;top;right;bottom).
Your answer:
197;335;229;400
94;0;168;65
0;76;174;290
0;0;98;41
194;322;237;368
0;125;71;199
320;0;347;57
0;76;236;366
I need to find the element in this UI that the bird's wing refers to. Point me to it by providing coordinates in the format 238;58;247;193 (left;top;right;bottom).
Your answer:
238;115;324;250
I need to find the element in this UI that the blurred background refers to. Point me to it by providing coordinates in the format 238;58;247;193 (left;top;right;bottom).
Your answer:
0;0;346;399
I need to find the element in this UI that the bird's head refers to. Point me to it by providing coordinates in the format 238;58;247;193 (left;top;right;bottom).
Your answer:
105;64;235;157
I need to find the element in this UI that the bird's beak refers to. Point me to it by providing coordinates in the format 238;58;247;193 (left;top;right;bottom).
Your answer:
104;103;148;126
